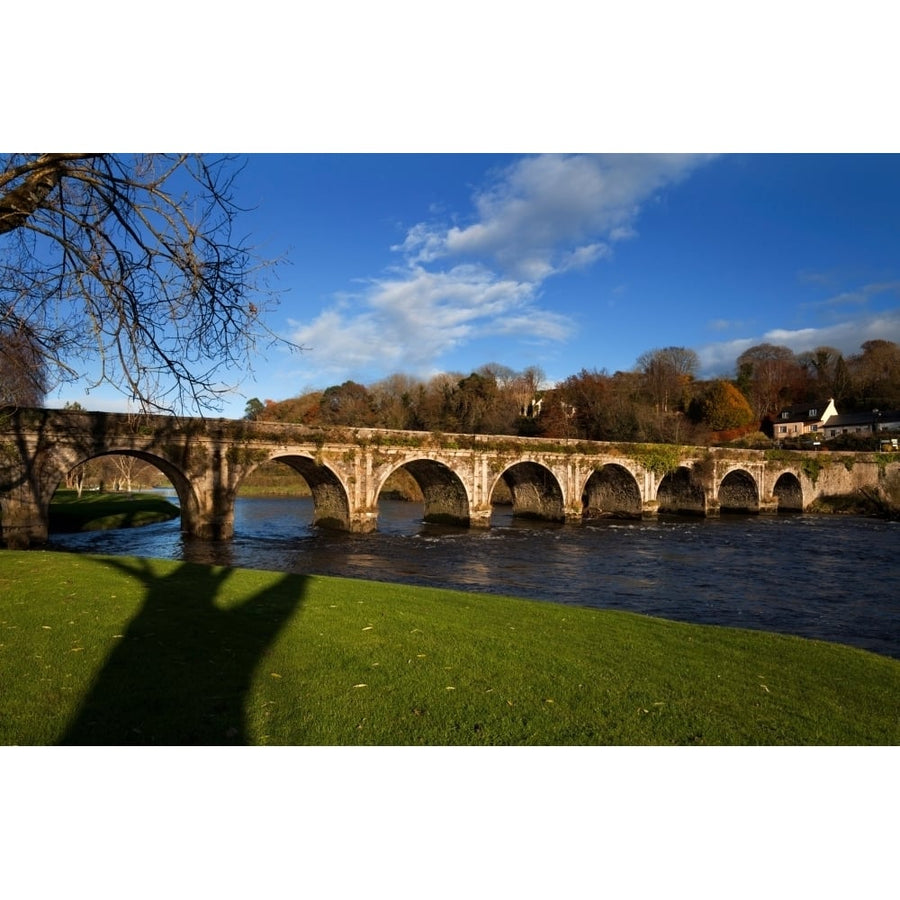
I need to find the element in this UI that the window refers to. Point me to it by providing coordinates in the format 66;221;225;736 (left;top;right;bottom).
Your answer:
809;408;817;417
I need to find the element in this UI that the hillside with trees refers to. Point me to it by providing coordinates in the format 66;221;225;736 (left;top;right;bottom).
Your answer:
246;340;900;448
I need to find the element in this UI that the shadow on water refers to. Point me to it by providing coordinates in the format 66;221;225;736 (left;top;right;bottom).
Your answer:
59;558;307;746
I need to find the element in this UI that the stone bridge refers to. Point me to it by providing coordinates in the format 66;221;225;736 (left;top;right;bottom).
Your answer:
1;407;896;549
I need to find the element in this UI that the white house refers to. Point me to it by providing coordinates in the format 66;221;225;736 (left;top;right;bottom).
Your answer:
771;399;838;440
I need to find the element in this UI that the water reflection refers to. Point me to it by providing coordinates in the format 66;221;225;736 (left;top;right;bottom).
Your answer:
48;496;900;660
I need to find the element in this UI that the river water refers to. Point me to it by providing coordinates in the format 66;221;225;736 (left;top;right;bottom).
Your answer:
47;496;900;660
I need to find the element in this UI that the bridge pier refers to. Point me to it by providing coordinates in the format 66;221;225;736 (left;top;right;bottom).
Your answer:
347;510;378;533
0;500;48;549
184;512;235;541
179;449;240;541
469;505;493;528
0;465;56;548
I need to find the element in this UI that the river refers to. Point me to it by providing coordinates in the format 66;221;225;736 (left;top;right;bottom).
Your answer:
47;495;900;660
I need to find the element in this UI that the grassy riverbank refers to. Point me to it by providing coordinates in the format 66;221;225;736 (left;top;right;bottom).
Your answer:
49;490;180;532
1;550;897;745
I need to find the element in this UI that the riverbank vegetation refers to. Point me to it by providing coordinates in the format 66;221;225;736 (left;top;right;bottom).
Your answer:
49;491;179;532
1;550;897;746
808;483;900;518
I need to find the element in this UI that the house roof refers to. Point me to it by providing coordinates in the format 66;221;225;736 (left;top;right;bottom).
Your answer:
774;399;834;424
824;412;878;429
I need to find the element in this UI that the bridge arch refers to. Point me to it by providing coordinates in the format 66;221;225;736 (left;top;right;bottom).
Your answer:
244;454;351;530
717;468;760;514
492;461;565;522
378;458;470;526
582;464;642;519
773;471;804;511
657;466;706;515
50;448;202;537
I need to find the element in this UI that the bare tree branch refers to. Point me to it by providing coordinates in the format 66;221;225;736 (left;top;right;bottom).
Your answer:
0;153;293;414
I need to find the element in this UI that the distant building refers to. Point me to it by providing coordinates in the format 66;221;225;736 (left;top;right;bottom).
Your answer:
823;409;900;440
770;399;837;440
770;398;900;442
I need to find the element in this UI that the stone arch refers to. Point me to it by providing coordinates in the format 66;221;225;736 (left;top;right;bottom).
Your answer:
493;461;565;522
656;466;706;515
773;471;804;511
51;449;200;535
252;454;351;530
582;463;642;519
717;468;760;514
380;458;470;526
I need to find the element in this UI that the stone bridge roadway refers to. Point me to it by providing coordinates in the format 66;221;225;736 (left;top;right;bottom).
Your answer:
1;407;894;548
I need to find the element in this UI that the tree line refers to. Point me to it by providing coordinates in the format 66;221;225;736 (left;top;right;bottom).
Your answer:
245;340;900;446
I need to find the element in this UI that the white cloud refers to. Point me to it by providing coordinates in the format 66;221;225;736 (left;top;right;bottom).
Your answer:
404;153;710;280
697;309;900;377
288;153;712;384
487;311;575;341
707;317;749;332
556;242;612;273
288;263;570;381
805;281;900;310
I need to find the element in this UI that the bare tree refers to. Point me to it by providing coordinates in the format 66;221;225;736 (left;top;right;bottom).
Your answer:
735;343;802;419
508;365;545;416
849;339;900;409
0;154;286;413
797;346;841;401
636;346;699;413
66;464;88;498
369;373;424;430
111;455;140;492
0;324;47;405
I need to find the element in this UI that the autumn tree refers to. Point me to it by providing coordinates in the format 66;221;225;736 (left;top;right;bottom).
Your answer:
0;153;283;413
689;380;756;431
555;369;612;440
259;391;324;425
444;372;498;433
319;381;376;426
244;398;265;420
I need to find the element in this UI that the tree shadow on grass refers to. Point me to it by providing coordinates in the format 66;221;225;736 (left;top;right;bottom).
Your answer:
59;559;307;746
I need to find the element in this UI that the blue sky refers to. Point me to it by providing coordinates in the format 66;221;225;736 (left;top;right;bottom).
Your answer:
53;153;900;418
27;5;896;421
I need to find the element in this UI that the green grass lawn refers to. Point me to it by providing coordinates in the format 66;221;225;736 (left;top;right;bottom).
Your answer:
49;490;180;532
0;549;897;745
